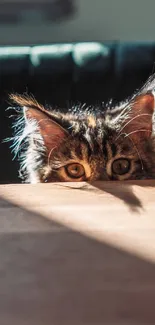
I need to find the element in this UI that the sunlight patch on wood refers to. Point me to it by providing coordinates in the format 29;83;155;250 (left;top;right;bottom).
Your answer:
1;181;155;263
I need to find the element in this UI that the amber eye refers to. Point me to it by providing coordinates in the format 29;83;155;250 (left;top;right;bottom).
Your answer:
112;158;130;175
65;163;85;179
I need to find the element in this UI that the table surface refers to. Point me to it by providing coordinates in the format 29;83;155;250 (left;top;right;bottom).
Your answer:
1;180;155;325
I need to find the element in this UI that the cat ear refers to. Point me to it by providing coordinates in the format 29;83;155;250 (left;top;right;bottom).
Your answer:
124;93;154;142
25;107;68;152
10;94;68;152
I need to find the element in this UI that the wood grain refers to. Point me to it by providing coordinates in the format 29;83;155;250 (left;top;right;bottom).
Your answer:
0;180;155;324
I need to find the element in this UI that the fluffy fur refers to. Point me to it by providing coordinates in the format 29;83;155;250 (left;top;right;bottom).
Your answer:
7;74;155;183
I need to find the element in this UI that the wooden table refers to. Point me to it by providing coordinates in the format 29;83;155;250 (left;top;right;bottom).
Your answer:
0;180;155;325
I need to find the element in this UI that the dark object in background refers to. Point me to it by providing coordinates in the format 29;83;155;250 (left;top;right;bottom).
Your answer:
0;0;76;24
0;41;155;184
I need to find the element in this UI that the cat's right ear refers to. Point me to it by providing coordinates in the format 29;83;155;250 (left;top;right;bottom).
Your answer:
123;92;155;142
10;94;68;153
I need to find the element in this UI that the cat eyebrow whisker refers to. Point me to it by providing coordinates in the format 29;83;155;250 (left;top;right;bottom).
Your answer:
47;147;57;166
116;128;152;142
117;113;152;136
124;129;152;137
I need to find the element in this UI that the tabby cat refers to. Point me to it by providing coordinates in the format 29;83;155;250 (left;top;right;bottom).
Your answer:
9;74;155;183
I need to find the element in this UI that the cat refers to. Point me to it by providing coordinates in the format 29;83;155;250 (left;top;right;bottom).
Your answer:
8;74;155;184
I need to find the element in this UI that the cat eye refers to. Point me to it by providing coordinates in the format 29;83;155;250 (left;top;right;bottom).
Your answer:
112;158;130;175
65;163;85;179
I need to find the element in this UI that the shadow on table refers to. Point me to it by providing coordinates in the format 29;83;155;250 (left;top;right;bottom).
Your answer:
0;195;155;325
64;179;155;213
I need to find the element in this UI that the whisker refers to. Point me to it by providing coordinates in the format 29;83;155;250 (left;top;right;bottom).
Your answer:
47;147;57;165
118;113;152;135
115;127;151;141
124;129;152;138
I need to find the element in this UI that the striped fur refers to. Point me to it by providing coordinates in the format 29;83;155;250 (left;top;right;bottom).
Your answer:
7;74;155;183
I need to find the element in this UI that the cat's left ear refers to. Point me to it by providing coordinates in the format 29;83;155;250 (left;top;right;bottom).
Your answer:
10;94;68;153
124;92;154;141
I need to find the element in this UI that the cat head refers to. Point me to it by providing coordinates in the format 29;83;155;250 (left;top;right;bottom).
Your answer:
9;75;155;183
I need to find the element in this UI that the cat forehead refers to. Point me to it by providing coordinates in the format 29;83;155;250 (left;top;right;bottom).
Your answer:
67;113;118;138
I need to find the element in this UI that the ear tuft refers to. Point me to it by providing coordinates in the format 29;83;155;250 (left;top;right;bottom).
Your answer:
9;93;44;112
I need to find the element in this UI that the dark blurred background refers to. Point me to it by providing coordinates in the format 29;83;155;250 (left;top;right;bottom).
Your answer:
1;0;155;44
1;0;155;183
